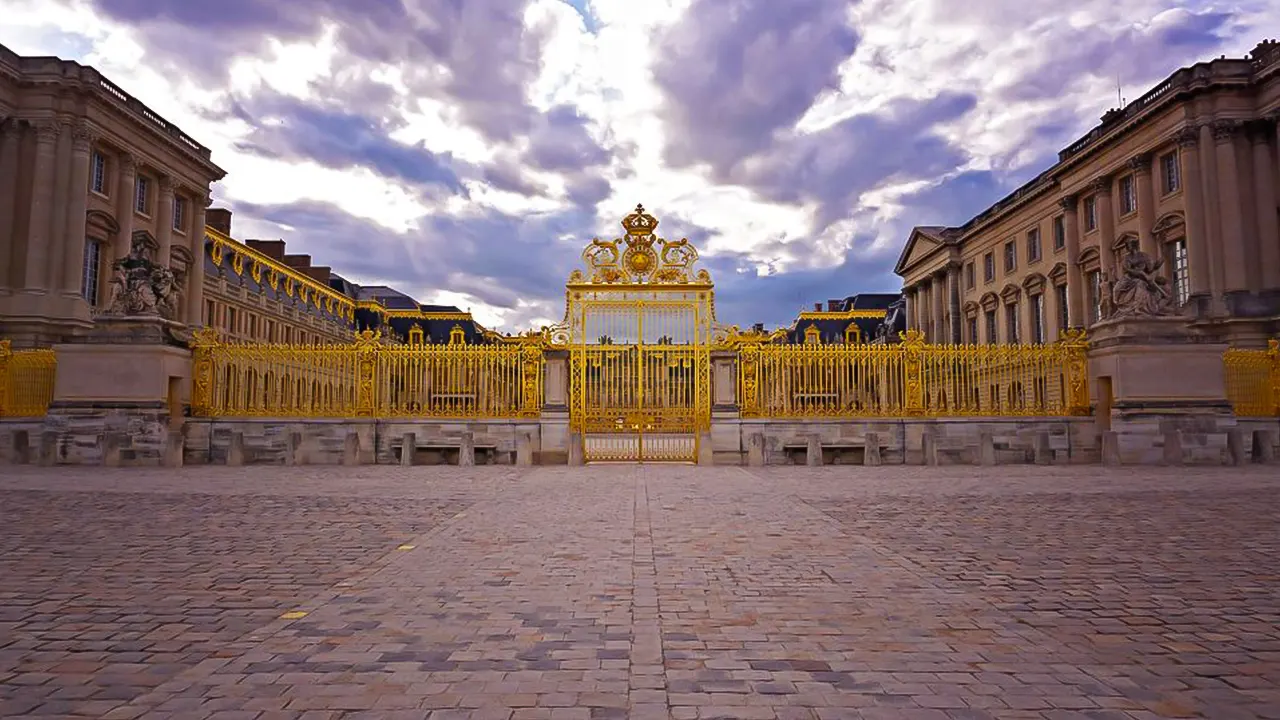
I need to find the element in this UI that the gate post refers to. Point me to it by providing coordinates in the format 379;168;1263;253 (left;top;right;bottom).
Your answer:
1060;328;1091;415
354;330;380;417
189;328;220;417
901;330;926;415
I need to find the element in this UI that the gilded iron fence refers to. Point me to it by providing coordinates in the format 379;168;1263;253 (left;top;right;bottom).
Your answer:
190;329;544;419
734;329;1091;418
0;340;57;418
1224;339;1279;417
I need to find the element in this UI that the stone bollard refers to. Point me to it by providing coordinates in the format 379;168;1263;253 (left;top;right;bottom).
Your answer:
400;432;416;467
805;434;823;467
567;432;584;466
1227;429;1246;466
747;433;766;467
921;432;939;467
1033;431;1052;466
343;432;361;466
516;432;534;467
286;431;306;466
1101;431;1121;466
11;430;31;465
1161;430;1184;466
164;430;185;468
697;432;714;466
864;432;882;467
39;430;58;466
977;431;996;466
227;432;246;466
458;432;476;466
1252;429;1276;464
102;432;123;467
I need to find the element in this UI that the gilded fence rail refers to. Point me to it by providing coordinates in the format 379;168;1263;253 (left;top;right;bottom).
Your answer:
190;329;545;419
1224;339;1280;417
0;340;57;418
733;329;1091;419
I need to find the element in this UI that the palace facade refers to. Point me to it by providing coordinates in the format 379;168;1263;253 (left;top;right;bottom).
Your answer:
896;39;1280;349
0;42;489;350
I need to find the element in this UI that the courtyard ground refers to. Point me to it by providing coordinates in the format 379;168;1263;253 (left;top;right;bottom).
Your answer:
0;465;1277;720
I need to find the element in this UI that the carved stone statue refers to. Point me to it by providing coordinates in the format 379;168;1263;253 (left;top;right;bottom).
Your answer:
103;236;180;320
1108;244;1177;319
876;295;907;343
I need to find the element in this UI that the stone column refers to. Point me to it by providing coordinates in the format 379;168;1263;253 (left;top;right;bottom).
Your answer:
186;196;209;327
931;271;946;344
61;123;94;299
902;286;914;332
156;176;175;267
0;120;20;290
914;282;927;338
1200;122;1226;305
47;120;73;291
1130;152;1156;256
23;122;60;291
1060;194;1085;327
1093;175;1117;277
114;153;136;261
1249;120;1280;293
1214;121;1248;296
946;263;962;343
1177;127;1212;305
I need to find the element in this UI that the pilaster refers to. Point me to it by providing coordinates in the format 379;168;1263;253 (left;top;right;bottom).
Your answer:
1213;120;1248;297
1091;174;1116;277
186;195;209;327
24;121;60;293
1176;127;1212;313
62;123;94;304
114;152;136;261
156;175;175;267
1129;152;1156;256
1059;193;1085;328
1247;118;1280;294
0;119;20;292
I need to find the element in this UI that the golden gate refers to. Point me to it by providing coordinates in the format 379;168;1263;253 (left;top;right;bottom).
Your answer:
547;205;717;462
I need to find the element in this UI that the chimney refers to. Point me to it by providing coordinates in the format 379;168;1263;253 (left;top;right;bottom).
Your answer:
206;207;232;235
813;303;822;311
752;322;764;333
827;300;841;311
302;266;332;285
246;239;286;260
282;253;313;270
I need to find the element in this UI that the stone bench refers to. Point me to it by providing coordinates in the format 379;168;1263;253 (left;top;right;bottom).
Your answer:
780;433;887;466
392;432;501;466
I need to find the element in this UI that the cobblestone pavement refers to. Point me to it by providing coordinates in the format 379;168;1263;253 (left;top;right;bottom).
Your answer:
1;465;1278;719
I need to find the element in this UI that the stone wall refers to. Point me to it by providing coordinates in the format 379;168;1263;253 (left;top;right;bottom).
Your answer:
714;417;1100;466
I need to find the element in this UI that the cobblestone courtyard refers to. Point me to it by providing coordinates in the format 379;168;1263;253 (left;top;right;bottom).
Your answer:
1;466;1278;720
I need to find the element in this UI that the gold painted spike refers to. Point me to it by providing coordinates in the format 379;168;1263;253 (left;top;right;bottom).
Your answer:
396;544;416;550
280;610;308;620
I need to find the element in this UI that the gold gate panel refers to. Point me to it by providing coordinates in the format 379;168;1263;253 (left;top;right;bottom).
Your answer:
549;205;720;463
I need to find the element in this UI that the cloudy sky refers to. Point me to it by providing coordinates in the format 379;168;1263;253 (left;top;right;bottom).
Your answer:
2;0;1274;331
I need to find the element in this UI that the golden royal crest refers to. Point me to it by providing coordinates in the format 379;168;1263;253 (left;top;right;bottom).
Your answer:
575;204;710;285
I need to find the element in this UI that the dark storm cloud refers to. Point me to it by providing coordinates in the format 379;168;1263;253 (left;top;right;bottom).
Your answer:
90;0;546;142
1000;9;1236;103
652;0;859;170
228;199;598;314
526;105;611;172
652;0;978;233
229;96;465;192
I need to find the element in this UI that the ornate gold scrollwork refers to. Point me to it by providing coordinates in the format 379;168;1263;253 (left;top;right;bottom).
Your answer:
575;204;706;285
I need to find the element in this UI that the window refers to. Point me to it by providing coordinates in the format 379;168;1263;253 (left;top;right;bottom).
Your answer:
984;310;997;344
967;317;978;345
135;176;150;215
1031;294;1044;344
1084;196;1097;231
1056;284;1069;334
81;239;101;303
204;300;214;327
1087;270;1102;324
1161;151;1180;194
90;151;107;195
1170;238;1189;306
1052;215;1066;251
965;261;975;290
983;252;995;282
1003;241;1016;273
1006;303;1020;344
173;196;186;232
1119;175;1136;215
1027;228;1041;263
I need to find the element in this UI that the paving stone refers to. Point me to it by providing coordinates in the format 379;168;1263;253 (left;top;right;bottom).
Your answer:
0;464;1277;717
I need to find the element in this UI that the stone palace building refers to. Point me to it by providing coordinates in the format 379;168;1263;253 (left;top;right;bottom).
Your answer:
897;39;1280;349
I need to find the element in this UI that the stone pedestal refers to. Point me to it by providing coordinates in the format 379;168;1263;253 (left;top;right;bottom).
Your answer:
43;316;192;466
1088;316;1235;465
